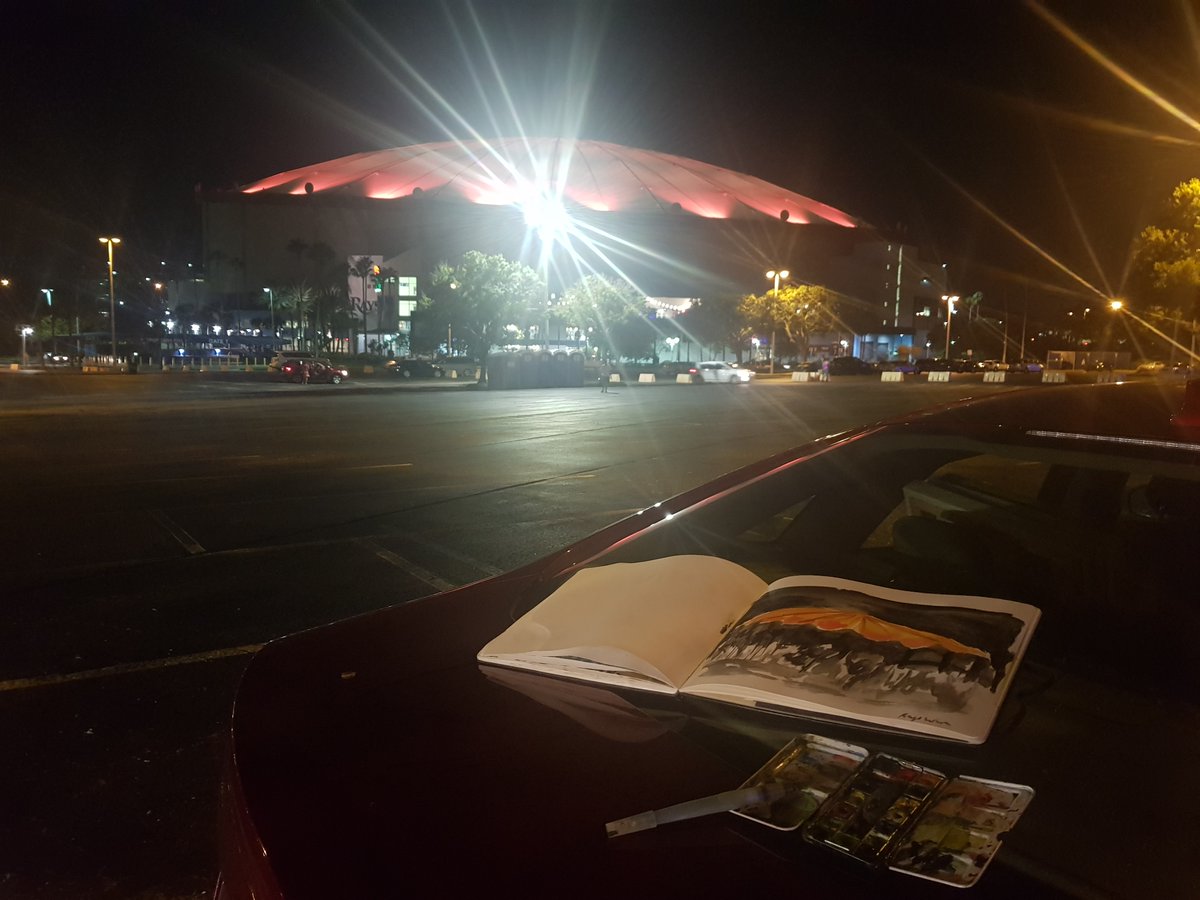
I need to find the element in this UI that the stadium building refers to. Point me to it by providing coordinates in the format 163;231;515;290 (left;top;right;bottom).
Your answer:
197;137;939;358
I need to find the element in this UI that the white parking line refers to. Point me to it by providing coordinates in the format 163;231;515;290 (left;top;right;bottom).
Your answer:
0;644;263;694
149;510;206;554
400;533;505;578
359;539;458;592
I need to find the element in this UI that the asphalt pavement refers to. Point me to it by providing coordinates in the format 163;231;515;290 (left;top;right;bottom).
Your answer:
0;370;1031;899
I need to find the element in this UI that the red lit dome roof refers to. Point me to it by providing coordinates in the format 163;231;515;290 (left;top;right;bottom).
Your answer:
241;138;857;228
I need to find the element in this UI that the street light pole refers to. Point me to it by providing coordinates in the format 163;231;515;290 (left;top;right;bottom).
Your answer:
19;326;33;368
941;294;959;360
262;287;275;339
100;237;121;363
765;269;789;374
41;289;54;357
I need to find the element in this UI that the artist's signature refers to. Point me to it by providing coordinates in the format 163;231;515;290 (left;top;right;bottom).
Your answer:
897;712;952;727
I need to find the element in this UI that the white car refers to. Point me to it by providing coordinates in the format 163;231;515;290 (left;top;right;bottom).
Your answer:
694;361;754;383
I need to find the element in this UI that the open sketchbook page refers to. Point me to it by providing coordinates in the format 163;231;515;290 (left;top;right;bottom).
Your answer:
478;555;768;688
681;575;1040;743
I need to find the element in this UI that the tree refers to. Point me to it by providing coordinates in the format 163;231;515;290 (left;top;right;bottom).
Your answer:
1131;178;1200;360
423;251;545;381
276;281;316;350
349;256;377;354
556;274;655;362
740;284;839;363
286;239;310;275
685;294;752;361
961;291;983;321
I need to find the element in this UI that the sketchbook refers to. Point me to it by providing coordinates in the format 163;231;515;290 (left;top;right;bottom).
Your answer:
477;555;1040;744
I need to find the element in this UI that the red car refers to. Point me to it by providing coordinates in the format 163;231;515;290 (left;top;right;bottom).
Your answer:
216;380;1200;899
280;358;348;384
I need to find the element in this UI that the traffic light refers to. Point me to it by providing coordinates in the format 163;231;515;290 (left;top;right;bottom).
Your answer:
372;264;382;293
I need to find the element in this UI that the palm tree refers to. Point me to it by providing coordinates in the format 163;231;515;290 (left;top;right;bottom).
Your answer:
286;239;309;275
349;256;376;354
277;281;316;350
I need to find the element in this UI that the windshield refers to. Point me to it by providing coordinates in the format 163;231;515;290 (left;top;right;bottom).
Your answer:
595;427;1200;700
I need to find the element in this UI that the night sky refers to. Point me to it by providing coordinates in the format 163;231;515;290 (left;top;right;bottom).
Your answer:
3;0;1199;315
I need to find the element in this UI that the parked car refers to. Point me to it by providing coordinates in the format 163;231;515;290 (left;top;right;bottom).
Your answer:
790;360;823;373
1135;360;1167;376
826;355;873;375
387;358;445;378
268;351;320;373
217;380;1200;899
1008;359;1043;373
874;360;918;374
281;358;348;384
655;361;700;381
914;357;951;372
693;361;754;383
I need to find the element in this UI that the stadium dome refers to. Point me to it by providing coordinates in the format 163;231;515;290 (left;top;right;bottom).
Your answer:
240;137;858;228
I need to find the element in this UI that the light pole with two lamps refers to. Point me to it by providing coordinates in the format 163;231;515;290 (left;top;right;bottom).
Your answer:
100;237;121;363
18;326;33;368
941;294;959;361
765;269;790;374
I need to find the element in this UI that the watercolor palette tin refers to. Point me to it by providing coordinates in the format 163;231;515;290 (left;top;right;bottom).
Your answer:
735;736;1034;888
732;734;871;831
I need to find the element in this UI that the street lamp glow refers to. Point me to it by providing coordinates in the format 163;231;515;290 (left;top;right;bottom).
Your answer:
765;269;790;292
941;294;959;360
520;188;569;247
100;237;122;363
1109;299;1124;311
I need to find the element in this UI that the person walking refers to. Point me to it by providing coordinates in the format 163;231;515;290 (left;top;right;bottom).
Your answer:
599;361;610;393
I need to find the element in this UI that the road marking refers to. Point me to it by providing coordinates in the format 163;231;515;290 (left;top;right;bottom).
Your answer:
345;463;414;471
0;644;263;694
149;510;206;555
401;533;505;578
359;539;458;592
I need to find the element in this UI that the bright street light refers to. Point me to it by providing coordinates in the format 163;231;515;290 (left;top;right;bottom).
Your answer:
941;294;959;360
100;237;122;363
766;269;790;293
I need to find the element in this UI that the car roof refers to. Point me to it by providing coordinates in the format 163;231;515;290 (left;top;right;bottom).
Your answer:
877;380;1197;448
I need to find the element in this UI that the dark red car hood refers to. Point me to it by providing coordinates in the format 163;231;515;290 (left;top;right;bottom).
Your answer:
222;382;1200;898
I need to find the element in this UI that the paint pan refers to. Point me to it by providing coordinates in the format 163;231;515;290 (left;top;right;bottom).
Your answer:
803;754;946;865
731;738;1034;887
732;734;869;831
887;776;1035;888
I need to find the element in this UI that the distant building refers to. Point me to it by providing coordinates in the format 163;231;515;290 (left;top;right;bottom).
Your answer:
822;240;947;362
200;138;871;353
